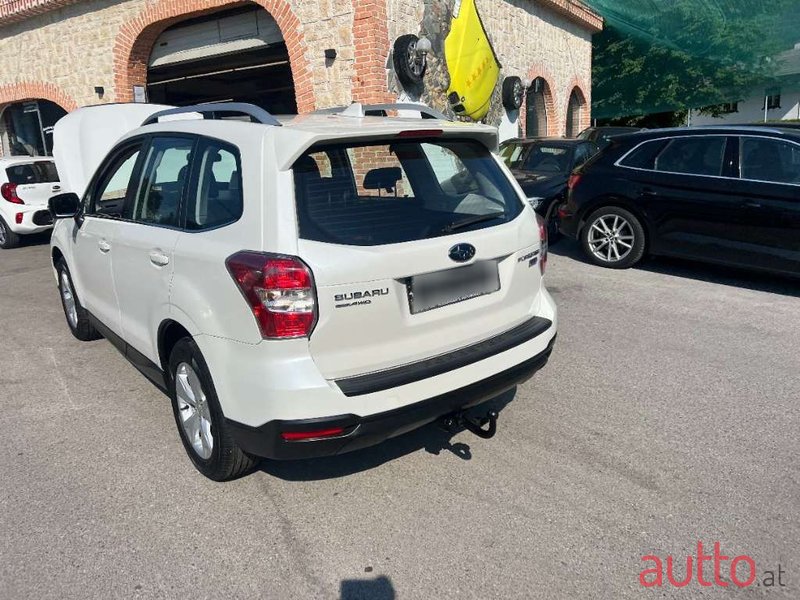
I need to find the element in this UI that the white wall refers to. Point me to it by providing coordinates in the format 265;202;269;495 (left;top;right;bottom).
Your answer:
691;86;800;126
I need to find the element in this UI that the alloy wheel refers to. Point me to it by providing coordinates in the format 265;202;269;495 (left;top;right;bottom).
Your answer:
587;214;635;263
175;362;214;460
60;271;79;329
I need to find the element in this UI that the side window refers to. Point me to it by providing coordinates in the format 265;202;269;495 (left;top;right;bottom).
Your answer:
125;137;193;227
654;137;726;176
740;137;800;184
618;140;669;170
89;145;142;217
185;140;243;231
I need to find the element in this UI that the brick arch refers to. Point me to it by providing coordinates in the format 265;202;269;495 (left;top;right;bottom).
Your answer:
522;64;558;137
564;78;590;136
0;81;77;112
112;0;315;113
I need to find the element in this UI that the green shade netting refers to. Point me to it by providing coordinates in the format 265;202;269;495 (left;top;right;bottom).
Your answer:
582;0;800;118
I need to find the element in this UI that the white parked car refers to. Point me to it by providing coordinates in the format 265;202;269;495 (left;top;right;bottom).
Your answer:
0;156;61;248
49;102;557;480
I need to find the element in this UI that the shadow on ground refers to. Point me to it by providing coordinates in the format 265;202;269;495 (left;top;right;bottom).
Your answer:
550;239;799;298
15;230;52;248
259;389;516;481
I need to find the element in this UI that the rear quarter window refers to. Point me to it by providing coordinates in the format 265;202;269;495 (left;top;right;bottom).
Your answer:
618;139;669;170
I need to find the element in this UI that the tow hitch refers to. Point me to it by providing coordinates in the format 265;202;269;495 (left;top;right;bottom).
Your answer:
440;409;499;439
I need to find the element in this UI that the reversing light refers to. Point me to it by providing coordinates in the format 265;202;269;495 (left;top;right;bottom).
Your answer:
226;251;317;339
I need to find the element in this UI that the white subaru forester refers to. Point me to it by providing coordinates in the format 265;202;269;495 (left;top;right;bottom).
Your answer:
49;102;557;480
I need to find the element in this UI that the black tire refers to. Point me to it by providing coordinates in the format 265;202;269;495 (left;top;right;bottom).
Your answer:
502;76;524;110
393;34;426;88
168;337;257;481
580;206;646;269
0;216;21;249
56;259;101;341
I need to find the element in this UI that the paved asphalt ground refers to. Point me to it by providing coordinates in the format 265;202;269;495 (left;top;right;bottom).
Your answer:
1;236;797;599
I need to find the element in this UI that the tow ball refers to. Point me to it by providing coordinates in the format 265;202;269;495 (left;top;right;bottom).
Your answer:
440;409;499;439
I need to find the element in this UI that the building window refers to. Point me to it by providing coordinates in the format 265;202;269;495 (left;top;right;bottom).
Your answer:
764;94;781;110
721;102;738;114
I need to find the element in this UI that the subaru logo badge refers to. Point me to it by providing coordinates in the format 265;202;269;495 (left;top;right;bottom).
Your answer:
449;243;476;263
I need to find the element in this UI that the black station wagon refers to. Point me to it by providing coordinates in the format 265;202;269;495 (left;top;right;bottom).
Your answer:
558;126;800;276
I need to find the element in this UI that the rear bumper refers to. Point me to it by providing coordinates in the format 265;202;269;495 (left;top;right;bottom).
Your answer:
226;335;556;459
2;206;53;234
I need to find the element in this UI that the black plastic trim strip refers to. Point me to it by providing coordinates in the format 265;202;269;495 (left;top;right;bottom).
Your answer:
335;316;552;397
88;312;167;392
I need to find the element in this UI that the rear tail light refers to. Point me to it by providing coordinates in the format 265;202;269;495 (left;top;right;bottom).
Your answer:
226;251;317;339
567;173;582;191
536;213;548;275
15;212;23;224
1;183;23;204
281;427;345;441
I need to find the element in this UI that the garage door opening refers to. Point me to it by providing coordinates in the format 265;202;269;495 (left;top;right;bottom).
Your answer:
146;5;297;114
0;100;67;156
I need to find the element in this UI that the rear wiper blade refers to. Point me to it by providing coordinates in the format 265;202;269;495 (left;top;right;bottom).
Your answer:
441;212;505;234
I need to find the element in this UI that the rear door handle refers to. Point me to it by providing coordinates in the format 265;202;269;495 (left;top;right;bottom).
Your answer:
149;250;170;267
641;188;657;197
98;239;111;253
742;201;762;209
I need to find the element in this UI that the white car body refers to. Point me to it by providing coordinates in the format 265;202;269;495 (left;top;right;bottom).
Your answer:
50;103;557;476
0;156;61;246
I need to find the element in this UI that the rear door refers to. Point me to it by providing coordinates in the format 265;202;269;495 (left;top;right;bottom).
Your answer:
293;136;544;380
112;135;194;363
626;135;746;262
729;135;800;274
5;161;61;206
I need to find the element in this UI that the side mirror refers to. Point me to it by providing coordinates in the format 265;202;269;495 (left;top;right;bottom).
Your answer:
48;192;81;219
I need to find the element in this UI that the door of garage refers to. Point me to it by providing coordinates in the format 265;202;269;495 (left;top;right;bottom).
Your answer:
146;5;297;114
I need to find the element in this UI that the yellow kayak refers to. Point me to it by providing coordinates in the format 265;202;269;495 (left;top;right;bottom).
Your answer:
444;0;501;121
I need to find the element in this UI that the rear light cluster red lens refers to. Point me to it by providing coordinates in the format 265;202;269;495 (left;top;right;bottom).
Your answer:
536;214;548;275
226;251;317;339
1;183;23;204
567;174;582;191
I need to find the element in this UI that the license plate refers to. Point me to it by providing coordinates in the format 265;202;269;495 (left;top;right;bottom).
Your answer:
408;260;500;314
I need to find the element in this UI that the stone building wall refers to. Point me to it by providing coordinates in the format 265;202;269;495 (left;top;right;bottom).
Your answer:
0;0;599;155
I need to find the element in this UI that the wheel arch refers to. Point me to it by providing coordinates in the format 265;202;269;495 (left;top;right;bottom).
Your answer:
157;319;194;374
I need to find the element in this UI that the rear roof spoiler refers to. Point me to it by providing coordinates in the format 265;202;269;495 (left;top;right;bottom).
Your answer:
315;102;450;121
142;102;282;127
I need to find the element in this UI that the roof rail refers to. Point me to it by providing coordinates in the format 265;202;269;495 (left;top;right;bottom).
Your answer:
142;102;282;127
316;102;450;121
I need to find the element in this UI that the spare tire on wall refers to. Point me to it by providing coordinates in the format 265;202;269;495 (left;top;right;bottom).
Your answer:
393;34;427;89
502;76;524;110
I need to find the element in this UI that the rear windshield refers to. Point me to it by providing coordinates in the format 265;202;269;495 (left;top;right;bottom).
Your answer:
293;138;523;246
5;161;59;184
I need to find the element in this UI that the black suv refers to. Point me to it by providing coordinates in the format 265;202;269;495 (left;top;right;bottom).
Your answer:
559;126;800;276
